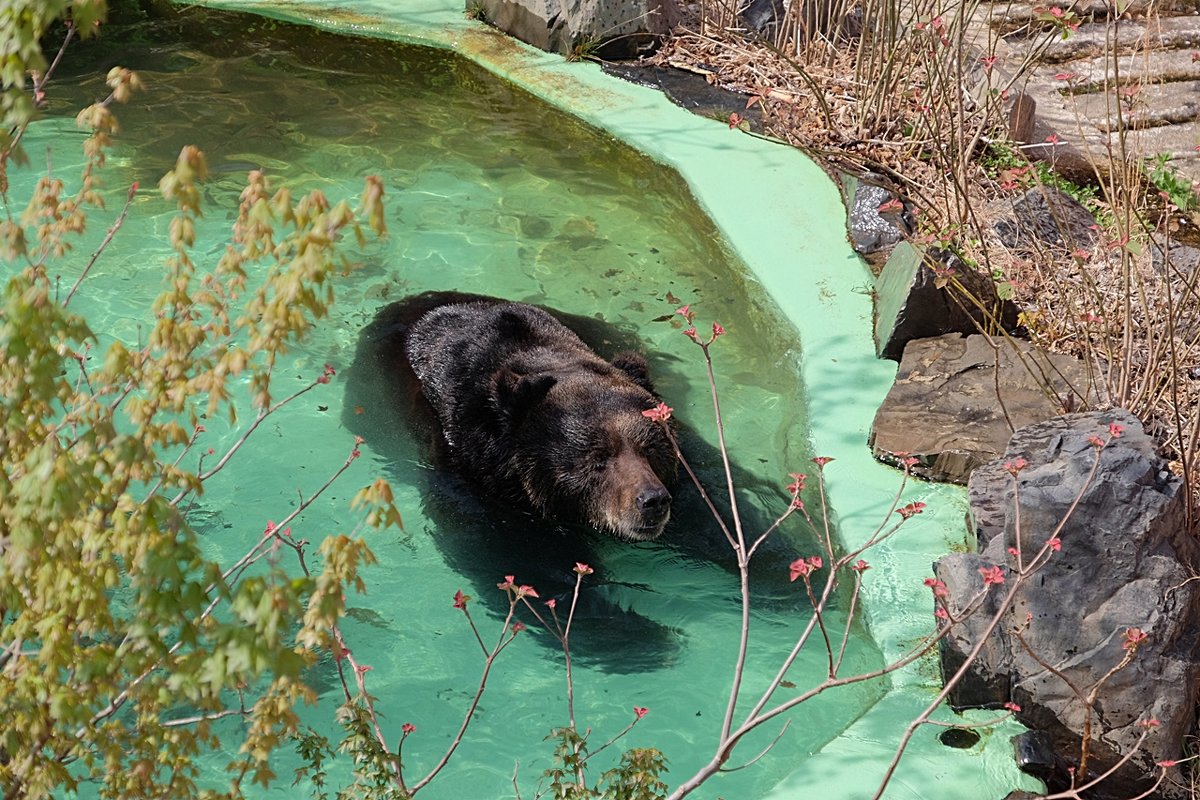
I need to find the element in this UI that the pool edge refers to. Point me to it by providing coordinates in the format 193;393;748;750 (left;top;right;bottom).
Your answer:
183;2;1039;796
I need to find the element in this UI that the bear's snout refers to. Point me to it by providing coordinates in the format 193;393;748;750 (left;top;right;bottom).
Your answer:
636;485;671;522
594;444;674;541
632;482;672;540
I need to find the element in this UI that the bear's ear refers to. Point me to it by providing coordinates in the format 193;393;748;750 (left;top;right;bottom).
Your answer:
495;309;533;340
610;351;656;394
493;369;557;429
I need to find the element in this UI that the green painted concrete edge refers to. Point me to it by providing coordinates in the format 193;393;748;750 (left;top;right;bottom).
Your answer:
185;2;1039;796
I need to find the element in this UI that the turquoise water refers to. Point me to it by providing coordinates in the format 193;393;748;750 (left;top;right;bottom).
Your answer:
11;10;891;798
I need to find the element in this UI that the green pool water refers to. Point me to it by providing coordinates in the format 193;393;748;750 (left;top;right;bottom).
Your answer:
6;8;910;798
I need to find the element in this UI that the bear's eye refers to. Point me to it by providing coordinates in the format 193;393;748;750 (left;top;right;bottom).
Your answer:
587;434;620;468
589;443;614;466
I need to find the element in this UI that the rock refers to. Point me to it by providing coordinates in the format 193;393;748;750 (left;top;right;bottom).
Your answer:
472;0;680;59
868;334;1096;483
739;0;784;35
845;172;908;256
936;410;1200;799
990;186;1099;254
1150;238;1200;277
1012;730;1072;794
993;12;1200;190
1147;238;1200;344
873;242;1020;361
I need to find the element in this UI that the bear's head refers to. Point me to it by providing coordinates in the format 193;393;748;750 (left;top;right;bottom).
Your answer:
491;353;677;541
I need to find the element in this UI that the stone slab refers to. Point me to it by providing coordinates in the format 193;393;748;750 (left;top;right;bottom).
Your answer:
868;333;1097;483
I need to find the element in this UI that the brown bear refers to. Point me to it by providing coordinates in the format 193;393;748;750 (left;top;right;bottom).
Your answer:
387;292;678;541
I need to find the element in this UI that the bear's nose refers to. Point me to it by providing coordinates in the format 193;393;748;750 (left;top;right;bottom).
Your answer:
636;486;671;516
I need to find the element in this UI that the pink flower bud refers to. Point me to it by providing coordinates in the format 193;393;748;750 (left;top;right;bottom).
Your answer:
979;565;1005;586
642;403;673;423
1003;458;1028;476
1122;627;1147;650
789;556;822;582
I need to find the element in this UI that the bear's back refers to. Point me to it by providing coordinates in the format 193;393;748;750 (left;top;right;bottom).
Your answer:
405;300;596;408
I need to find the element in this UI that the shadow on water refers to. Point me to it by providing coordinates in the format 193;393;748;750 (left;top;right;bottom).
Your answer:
342;291;824;674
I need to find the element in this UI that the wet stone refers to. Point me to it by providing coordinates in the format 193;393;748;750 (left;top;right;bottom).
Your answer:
1011;730;1070;792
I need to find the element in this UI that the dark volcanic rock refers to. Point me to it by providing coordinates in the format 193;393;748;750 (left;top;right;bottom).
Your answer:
601;63;763;131
740;0;784;35
1012;730;1073;794
846;172;908;255
990;185;1100;254
868;334;1096;483
874;242;1020;361
936;410;1200;799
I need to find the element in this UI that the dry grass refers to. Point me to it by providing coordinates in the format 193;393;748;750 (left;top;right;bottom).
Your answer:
652;26;945;182
651;1;1200;520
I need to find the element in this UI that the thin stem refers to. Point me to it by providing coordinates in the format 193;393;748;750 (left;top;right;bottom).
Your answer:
64;182;137;307
562;573;585;731
168;370;325;507
409;607;520;794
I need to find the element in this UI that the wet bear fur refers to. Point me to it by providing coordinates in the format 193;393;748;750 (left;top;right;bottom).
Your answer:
391;293;678;540
341;292;824;670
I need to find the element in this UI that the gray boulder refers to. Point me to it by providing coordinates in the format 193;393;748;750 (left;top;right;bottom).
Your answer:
471;0;680;58
936;410;1200;799
1151;238;1200;277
